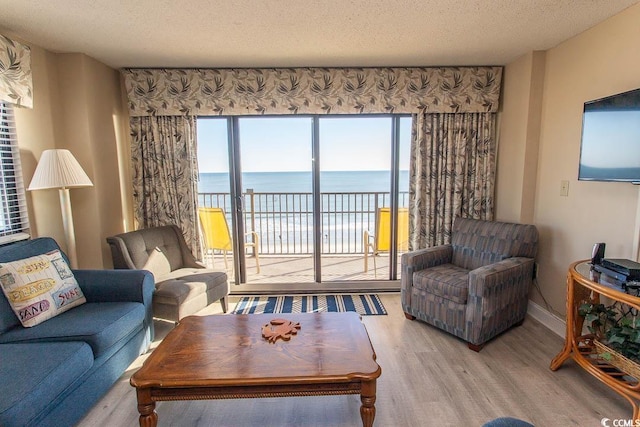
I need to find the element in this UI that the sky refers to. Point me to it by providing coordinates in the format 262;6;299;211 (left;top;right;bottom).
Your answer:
196;116;411;173
580;110;640;168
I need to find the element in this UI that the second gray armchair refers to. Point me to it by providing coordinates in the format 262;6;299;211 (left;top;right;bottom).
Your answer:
401;217;538;351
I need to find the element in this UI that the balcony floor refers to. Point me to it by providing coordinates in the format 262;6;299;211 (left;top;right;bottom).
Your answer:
203;254;402;286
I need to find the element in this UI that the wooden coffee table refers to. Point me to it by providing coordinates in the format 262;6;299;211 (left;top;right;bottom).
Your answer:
130;312;381;427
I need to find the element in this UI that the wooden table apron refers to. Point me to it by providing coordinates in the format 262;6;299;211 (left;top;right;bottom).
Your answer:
550;260;640;421
130;312;381;427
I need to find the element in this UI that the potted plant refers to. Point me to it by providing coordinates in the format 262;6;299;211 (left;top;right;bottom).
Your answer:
579;302;640;368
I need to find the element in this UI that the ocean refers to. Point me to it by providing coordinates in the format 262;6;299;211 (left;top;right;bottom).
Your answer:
197;170;410;254
198;170;409;193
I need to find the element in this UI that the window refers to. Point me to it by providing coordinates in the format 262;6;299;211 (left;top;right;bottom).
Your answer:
0;102;29;244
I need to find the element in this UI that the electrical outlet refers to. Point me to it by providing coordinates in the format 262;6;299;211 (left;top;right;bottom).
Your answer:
560;180;569;197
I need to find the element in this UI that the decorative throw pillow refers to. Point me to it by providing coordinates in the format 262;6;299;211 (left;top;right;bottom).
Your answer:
142;247;172;279
0;250;86;327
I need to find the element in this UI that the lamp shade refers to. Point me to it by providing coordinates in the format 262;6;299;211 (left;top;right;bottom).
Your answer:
28;149;93;190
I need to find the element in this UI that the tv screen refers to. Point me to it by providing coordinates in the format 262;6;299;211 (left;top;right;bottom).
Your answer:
578;88;640;182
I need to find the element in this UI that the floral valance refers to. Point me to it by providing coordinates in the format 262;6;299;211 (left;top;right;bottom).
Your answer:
0;35;32;108
122;67;502;117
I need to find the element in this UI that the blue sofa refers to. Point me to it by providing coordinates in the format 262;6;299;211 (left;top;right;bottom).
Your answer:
0;238;154;427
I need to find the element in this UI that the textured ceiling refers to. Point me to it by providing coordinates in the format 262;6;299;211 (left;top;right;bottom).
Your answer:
0;0;638;69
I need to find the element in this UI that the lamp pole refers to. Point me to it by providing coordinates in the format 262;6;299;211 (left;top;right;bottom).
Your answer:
58;187;78;269
28;149;93;269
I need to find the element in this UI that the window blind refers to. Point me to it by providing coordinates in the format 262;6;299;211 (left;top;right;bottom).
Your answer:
0;102;30;244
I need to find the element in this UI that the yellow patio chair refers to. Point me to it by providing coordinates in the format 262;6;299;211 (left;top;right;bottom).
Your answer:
364;207;409;274
198;207;260;273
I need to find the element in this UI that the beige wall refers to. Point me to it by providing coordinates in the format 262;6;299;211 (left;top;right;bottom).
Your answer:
13;45;63;245
496;51;545;224
11;44;131;268
499;3;640;316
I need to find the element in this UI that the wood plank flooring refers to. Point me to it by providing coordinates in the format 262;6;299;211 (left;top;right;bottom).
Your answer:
77;294;628;426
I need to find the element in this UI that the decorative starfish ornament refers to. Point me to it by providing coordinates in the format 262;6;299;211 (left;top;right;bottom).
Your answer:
261;318;301;343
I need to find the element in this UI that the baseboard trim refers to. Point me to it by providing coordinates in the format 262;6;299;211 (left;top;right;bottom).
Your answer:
528;300;566;338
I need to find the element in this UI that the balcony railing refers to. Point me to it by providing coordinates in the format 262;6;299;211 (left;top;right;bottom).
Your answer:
198;191;408;255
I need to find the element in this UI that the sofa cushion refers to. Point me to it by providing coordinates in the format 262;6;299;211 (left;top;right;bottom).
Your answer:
143;247;172;278
154;269;228;306
0;301;145;359
0;250;86;327
0;342;93;427
412;263;470;304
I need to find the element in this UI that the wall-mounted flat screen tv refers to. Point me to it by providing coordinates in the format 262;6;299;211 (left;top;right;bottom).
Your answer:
578;88;640;183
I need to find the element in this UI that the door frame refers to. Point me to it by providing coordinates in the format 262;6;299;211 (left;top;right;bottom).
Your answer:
210;114;409;286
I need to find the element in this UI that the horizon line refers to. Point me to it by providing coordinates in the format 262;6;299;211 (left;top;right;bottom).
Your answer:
200;169;410;174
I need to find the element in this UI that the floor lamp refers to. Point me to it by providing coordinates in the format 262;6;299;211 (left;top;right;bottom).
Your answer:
28;149;93;269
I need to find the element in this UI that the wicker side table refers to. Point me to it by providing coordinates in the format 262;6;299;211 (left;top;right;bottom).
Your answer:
551;260;640;421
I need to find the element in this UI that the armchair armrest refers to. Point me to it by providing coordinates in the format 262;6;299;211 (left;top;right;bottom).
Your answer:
73;269;155;305
401;245;453;271
106;236;136;269
466;257;535;345
74;269;155;342
468;257;535;297
401;245;453;312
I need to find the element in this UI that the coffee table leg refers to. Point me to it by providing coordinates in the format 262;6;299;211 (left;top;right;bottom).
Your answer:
136;388;158;427
360;379;377;427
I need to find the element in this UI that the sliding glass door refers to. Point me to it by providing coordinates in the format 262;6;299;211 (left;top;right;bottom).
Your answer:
197;118;233;274
197;115;410;286
237;117;314;284
319;117;389;281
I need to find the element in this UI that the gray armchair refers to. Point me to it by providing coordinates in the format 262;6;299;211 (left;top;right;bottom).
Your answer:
401;217;538;351
107;225;229;322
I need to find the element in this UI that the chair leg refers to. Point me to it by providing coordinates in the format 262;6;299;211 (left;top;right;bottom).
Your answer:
204;249;214;268
404;312;416;320
223;250;229;271
468;343;484;352
254;254;261;274
244;232;261;274
220;296;228;313
372;251;377;278
363;231;370;272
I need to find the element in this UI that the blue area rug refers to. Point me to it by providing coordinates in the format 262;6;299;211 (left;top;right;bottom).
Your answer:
232;294;387;316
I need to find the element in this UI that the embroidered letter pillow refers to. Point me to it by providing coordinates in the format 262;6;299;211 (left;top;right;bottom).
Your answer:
0;250;86;327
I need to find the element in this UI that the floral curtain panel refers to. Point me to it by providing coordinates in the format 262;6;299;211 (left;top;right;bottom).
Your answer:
0;35;32;108
124;66;502;254
122;67;501;117
130;115;200;251
409;112;496;249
